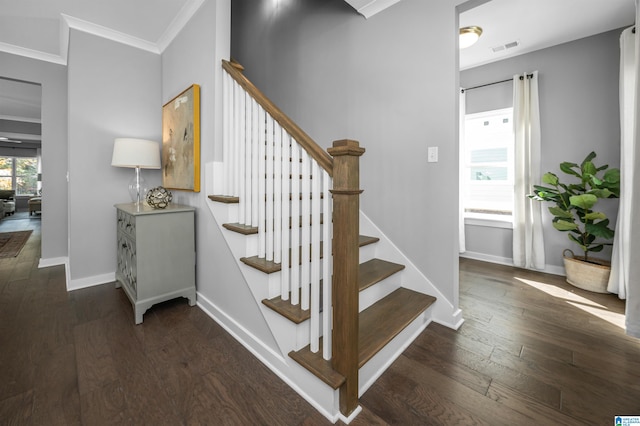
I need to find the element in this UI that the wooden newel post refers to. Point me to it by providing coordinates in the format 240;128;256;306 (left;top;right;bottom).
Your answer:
328;139;365;417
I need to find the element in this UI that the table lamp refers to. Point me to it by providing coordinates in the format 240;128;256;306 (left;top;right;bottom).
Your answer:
111;138;161;204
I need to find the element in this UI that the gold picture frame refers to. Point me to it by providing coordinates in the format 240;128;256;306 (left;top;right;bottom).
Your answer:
162;84;200;192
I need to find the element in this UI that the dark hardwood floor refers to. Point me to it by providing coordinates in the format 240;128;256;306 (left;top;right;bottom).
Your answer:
1;212;639;425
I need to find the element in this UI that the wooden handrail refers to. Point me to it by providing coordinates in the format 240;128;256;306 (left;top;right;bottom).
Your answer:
222;60;334;177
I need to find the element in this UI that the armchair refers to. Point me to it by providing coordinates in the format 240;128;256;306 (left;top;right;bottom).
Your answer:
0;190;16;216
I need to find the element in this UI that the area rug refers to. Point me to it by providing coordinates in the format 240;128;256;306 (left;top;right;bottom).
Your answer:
0;230;33;258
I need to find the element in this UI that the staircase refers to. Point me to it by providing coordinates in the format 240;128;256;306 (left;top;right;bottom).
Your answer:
206;59;440;422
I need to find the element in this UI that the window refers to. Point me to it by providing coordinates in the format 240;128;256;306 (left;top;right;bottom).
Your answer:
462;108;514;221
0;157;38;196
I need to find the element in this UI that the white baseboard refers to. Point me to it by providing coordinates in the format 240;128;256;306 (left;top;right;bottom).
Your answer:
68;272;115;291
460;251;565;276
38;256;67;268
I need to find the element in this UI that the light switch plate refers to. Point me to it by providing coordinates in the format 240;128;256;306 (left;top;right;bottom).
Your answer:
428;146;438;163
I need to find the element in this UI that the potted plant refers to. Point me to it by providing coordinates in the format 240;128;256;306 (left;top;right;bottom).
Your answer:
529;151;620;293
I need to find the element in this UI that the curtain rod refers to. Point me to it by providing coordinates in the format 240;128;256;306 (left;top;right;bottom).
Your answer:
461;73;534;93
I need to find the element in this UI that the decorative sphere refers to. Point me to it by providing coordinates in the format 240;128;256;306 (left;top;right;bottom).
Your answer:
146;186;173;209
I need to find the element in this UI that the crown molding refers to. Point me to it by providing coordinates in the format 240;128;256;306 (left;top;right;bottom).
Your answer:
157;0;206;53
0;41;66;65
343;0;403;19
61;14;161;55
0;0;205;66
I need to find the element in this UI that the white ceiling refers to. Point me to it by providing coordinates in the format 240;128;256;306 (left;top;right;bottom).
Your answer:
460;0;636;70
0;0;636;148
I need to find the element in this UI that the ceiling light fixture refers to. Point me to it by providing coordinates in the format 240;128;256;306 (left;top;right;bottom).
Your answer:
459;26;483;49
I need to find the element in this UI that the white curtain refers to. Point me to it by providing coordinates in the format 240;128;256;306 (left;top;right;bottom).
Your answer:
512;71;545;270
459;89;466;254
608;26;636;300
617;0;640;338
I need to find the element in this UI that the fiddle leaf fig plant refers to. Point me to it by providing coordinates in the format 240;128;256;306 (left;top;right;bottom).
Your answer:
528;151;620;262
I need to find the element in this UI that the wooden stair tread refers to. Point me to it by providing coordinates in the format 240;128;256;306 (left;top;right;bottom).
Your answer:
241;235;380;274
208;195;239;203
223;214;326;236
289;288;436;387
359;258;405;291
358;287;436;367
223;223;256;235
359;235;379;247
288;341;345;389
262;285;323;324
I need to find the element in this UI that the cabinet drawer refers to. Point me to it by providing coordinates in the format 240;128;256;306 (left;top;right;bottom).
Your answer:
117;210;136;239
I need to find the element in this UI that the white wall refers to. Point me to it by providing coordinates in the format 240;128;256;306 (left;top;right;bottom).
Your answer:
461;28;623;270
0;52;68;262
67;30;162;287
231;0;461;305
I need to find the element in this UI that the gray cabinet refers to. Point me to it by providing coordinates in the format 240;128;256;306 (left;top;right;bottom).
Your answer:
115;203;196;324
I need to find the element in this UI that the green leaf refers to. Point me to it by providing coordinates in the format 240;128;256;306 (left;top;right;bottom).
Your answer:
570;194;598;210
554;220;579;231
542;173;559;186
588;189;613;199
583;211;606;221
586;221;615;240
548;207;573;219
559;163;581;178
589;244;605;253
582;161;597;176
568;234;587;251
590;175;603;186
581;151;597;167
604;168;620;184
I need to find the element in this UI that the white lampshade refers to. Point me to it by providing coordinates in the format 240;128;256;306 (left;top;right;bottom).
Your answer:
111;138;161;169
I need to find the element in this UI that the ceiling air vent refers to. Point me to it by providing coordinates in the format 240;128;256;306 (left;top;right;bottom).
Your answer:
492;40;519;53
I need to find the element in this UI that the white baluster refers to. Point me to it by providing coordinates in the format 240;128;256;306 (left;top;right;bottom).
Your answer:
310;161;321;352
300;150;310;311
238;90;246;224
322;171;332;360
266;117;274;261
222;71;230;195
251;100;260;227
244;92;252;225
274;124;282;264
257;107;266;258
280;130;291;300
231;81;238;196
290;144;300;305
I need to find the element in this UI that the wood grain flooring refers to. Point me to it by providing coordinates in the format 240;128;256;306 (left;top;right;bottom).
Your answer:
1;213;639;425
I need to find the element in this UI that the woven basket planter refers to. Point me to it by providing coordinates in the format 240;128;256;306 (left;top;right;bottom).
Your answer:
563;249;611;293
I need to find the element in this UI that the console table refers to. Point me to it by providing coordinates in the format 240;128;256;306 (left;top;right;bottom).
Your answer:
114;202;196;324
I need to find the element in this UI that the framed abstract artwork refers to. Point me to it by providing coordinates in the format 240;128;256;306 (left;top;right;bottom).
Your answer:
162;84;200;192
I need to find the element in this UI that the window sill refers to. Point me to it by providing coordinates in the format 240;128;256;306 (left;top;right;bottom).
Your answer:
464;214;513;229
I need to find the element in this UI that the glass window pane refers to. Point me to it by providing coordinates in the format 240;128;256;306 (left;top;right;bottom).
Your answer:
0;177;12;190
470;166;508;181
0;157;12;177
470;147;508;163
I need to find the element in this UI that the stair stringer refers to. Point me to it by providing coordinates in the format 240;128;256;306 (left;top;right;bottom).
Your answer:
359;210;464;330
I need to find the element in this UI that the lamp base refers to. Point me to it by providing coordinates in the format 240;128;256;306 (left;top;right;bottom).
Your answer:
128;168;149;204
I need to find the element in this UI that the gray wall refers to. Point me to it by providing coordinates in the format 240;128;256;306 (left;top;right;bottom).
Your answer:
0;52;68;262
67;30;162;286
461;28;623;269
232;0;461;304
